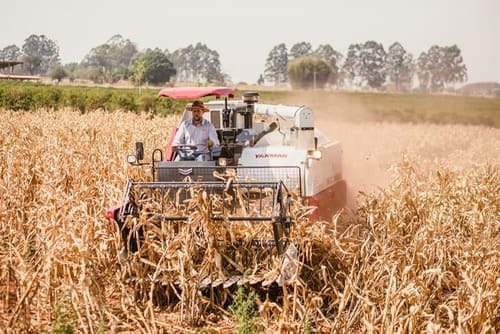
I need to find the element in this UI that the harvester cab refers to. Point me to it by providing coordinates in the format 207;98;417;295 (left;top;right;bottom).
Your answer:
107;86;345;290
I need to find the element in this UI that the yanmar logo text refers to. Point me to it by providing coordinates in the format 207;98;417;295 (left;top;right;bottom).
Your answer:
255;153;288;159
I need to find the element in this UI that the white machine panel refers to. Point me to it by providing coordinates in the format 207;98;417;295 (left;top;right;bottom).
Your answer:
295;108;314;128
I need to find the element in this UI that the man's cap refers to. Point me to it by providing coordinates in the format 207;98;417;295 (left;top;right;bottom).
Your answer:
190;100;209;112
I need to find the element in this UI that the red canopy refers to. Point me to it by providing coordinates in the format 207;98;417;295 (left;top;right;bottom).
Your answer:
157;86;234;99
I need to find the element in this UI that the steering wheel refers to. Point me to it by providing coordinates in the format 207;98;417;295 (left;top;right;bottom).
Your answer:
172;145;199;160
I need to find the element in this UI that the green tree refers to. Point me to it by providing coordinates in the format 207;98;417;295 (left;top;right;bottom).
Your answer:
287;56;331;89
417;45;467;92
171;46;191;81
428;46;448;91
130;59;146;88
49;65;68;83
63;62;79;82
342;43;362;87
313;44;342;86
130;48;176;86
22;34;60;75
170;43;223;83
289;41;313;60
199;46;224;83
22;54;42;75
441;45;467;87
81;34;138;83
385;42;414;91
0;45;23;74
361;41;386;89
416;51;431;91
343;41;386;89
0;44;22;61
264;43;288;85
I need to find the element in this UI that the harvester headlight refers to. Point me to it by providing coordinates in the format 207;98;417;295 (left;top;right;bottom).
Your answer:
307;149;322;160
127;155;137;164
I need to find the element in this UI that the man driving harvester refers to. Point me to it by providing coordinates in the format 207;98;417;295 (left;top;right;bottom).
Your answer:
172;100;220;161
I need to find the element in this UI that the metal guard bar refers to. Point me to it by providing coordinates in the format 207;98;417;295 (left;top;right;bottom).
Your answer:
122;180;286;222
154;165;302;194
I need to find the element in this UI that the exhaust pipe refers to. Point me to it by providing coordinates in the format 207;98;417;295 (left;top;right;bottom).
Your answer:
242;92;259;129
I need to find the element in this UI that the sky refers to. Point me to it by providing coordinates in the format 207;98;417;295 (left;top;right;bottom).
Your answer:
1;0;499;85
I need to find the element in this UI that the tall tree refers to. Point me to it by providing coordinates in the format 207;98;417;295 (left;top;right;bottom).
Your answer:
343;41;386;89
0;45;22;61
385;42;414;91
264;43;288;85
417;45;467;92
82;35;138;83
0;45;23;74
289;42;313;60
361;41;386;89
416;51;431;91
194;44;224;83
130;48;176;86
313;44;342;86
130;59;146;88
425;45;445;91
170;46;192;82
441;45;467;87
287;56;331;89
21;34;60;75
170;43;223;83
342;43;363;87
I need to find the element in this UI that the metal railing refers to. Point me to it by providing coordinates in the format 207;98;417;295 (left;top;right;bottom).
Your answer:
123;180;283;222
154;165;301;194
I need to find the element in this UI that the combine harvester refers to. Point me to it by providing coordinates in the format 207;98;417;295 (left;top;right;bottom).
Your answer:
107;87;346;299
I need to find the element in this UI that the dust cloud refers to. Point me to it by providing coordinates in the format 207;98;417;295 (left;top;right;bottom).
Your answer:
319;119;499;209
282;92;500;210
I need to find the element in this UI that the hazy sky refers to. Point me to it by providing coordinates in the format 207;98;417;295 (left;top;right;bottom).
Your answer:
2;0;499;84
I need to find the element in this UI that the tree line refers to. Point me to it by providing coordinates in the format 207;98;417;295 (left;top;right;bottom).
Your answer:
0;34;223;87
263;41;467;92
0;34;467;92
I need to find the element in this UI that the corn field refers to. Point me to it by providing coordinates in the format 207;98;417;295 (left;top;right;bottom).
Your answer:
0;109;498;333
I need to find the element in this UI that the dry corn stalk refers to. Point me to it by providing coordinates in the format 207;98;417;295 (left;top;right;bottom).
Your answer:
1;110;498;333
